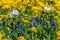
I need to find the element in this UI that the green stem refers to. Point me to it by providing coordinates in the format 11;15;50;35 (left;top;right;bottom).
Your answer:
32;32;33;40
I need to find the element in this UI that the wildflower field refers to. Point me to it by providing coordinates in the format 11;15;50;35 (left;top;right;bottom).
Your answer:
0;0;60;40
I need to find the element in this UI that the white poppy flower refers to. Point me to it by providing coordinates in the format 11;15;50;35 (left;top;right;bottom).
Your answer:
44;5;51;11
10;10;19;17
11;10;19;15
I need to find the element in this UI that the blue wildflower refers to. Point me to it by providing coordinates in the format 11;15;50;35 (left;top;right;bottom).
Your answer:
35;16;39;23
50;19;56;29
41;21;48;29
16;24;20;28
30;22;35;28
30;22;38;28
41;22;46;26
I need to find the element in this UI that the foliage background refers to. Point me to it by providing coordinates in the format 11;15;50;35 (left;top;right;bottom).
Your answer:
0;0;60;40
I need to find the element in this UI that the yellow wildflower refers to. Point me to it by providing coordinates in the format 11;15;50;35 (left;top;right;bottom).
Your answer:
54;16;59;21
23;0;30;5
31;26;37;32
54;16;59;20
2;0;13;5
6;27;11;31
57;11;60;16
32;15;36;18
28;3;33;6
2;0;7;4
57;20;60;23
36;0;39;3
0;38;2;40
18;36;25;40
56;31;60;40
0;33;5;40
53;0;60;3
23;20;29;23
56;31;60;36
51;6;56;11
2;0;17;8
55;2;60;10
24;14;28;17
15;0;22;3
32;6;40;11
58;20;60;23
11;2;17;8
32;6;38;11
30;0;34;3
57;24;60;29
44;9;47;12
19;5;25;12
3;38;8;40
5;15;9;19
0;18;2;21
0;1;3;6
7;12;10;16
57;36;60;40
32;6;42;13
0;15;4;18
37;2;45;7
35;13;39;16
6;1;16;7
2;5;11;9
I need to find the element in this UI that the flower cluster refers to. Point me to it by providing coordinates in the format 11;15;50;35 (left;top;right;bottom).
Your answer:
0;0;60;40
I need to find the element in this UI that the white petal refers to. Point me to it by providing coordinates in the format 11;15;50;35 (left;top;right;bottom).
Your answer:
44;5;51;11
11;10;19;15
